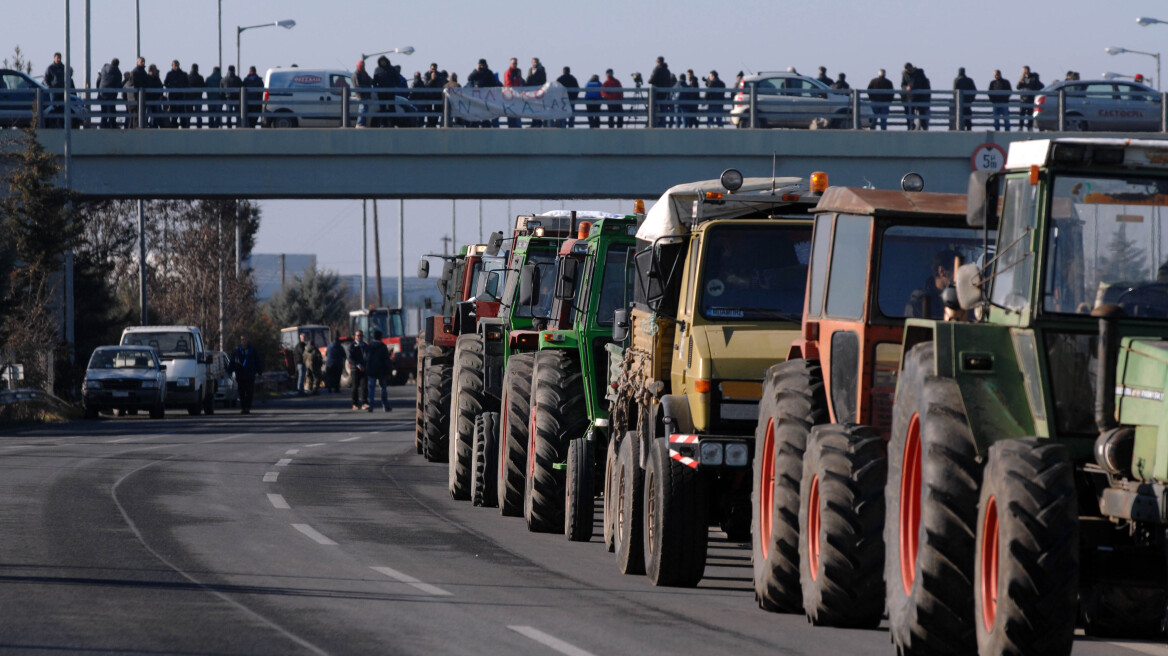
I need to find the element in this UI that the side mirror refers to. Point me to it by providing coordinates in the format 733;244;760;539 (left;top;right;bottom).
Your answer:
555;258;580;301
417;259;430;279
955;263;984;310
966;170;1000;229
486;231;504;257
477;270;501;302
612;308;630;342
518;264;540;306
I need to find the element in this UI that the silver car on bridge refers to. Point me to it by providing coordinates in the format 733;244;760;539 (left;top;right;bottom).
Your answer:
1034;79;1162;132
730;72;852;129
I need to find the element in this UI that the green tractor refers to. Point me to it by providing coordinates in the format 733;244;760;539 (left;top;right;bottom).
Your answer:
887;137;1168;656
522;213;638;537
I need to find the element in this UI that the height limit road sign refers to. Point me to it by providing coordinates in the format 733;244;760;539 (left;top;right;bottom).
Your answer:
971;143;1007;172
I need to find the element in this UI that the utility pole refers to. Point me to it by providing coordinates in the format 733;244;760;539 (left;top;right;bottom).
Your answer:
397;199;404;309
235;200;242;276
440;235;452;255
373;200;383;307
478;199;483;243
451;199;457;253
84;0;91;90
361;200;367;308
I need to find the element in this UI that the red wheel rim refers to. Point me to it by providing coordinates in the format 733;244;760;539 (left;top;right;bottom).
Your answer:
807;474;821;581
899;412;922;595
980;495;999;631
759;418;776;561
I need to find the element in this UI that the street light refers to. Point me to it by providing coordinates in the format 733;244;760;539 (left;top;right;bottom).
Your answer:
1137;16;1167;26
361;46;415;62
1102;71;1136;80
1107;45;1161;89
236;19;295;73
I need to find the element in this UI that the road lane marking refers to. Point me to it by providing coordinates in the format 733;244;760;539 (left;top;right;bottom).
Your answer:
275;458;292;467
340;436;362;443
263;472;279;483
267;494;290;509
108;437;138;443
285;449;300;455
508;627;595;656
305;443;326;447
292;524;336;545
370;566;452;596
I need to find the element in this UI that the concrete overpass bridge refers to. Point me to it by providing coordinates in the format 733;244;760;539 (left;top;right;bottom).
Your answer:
24;129;1080;200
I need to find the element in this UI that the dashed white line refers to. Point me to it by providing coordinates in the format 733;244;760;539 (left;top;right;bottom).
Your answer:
262;472;279;483
508;626;595;656
285;449;300;455
370;566;452;596
305;443;326;447
267;494;290;509
108;437;137;443
340;436;362;443
275;458;292;467
291;524;336;545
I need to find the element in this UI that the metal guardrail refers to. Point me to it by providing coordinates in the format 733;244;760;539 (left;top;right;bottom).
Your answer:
6;86;1168;132
0;388;49;406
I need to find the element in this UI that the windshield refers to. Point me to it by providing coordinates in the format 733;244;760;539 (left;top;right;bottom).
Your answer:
121;332;195;358
698;224;812;321
512;250;558;319
596;244;634;326
1045;174;1168;318
878;225;993;319
90;349;156;370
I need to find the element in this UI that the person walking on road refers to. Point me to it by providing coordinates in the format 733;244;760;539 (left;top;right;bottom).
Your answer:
988;69;1012;131
365;330;392;412
601;69;624;128
98;58;122;128
325;334;346;393
953;67;977;130
295;332;310;394
348;330;369;410
866;69;893;130
1017;66;1041;131
229;334;263;415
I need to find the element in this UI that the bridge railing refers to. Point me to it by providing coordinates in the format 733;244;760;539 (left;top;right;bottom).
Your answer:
7;86;1166;133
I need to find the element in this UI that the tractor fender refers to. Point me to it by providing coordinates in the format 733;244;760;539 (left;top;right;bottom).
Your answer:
659;394;694;436
786;338;820;362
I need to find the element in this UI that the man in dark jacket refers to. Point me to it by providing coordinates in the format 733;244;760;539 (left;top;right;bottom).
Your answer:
44;53;66;90
423;63;447;128
229;334;264;414
953;67;977;130
188;63;205;128
816;66;832;86
649;56;672;127
98;58;122;128
348;330;369;410
164;60;190;128
911;66;931;130
900;63;917;130
353;60;374;127
704;70;726;126
325;335;346;393
466;59;498;127
242;65;263;127
220;65;242;127
365;330;392;412
373;56;398;128
204;66;222;127
1016;66;1042;131
831;73;850;90
146;64;165;128
988;69;1012;131
556;66;579;128
867;69;893;129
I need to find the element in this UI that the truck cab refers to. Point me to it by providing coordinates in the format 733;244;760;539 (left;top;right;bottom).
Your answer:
120;324;213;416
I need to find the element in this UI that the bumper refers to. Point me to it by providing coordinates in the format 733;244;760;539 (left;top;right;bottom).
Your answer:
165;384;200;406
84;389;163;410
667;433;754;470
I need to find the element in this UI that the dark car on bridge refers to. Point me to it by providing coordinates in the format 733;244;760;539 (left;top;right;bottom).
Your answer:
0;68;90;128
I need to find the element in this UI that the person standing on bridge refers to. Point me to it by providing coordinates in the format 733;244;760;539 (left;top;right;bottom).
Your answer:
164;60;190;128
816;66;832;86
98;58;122;129
204;65;222;128
1017;66;1041;132
229;334;263;415
988;69;1012;131
866;69;893;130
353;60;373;128
556;66;579;128
423;63;447;128
188;63;205;128
220;65;242;128
584;74;602;128
243;66;263;127
366;330;392;413
373;56;397;128
953;67;977;130
602;69;624;128
146;64;165;128
348;330;369;410
503;58;525;128
704;70;726;127
528;57;547;127
648;57;672;127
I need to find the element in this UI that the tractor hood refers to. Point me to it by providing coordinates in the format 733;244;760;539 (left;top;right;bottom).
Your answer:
1116;338;1168;420
691;323;800;381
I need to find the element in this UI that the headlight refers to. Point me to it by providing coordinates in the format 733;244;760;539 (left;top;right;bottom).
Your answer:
725;443;749;467
700;442;723;466
177;378;193;387
141;380;158;389
84;379;100;390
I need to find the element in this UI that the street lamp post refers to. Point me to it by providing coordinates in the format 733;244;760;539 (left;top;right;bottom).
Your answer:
1107;45;1161;89
360;46;415;62
236;19;295;74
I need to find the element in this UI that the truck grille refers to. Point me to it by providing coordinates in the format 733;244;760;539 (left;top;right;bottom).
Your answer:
103;379;143;390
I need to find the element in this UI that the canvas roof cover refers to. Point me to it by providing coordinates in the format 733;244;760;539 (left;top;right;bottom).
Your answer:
637;176;807;242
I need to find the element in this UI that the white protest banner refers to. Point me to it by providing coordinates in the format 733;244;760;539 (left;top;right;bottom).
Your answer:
447;82;573;122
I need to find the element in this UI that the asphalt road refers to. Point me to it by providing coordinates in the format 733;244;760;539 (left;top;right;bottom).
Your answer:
0;389;1160;655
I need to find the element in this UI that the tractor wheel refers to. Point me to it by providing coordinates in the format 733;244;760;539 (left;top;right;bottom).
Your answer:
422;363;452;463
497;352;535;516
472;412;499;508
1082;583;1168;639
615;433;645;575
415;351;427;455
885;341;981;656
974;438;1078;656
524;350;586;533
644;438;707;587
603;433;621;553
752;359;828;613
449;335;488;500
565;437;594;542
799;423;886;628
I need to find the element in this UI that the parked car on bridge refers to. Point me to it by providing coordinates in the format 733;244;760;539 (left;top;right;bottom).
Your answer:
0;68;90;128
262;67;419;128
730;72;852;129
82;346;167;419
1034;79;1162;132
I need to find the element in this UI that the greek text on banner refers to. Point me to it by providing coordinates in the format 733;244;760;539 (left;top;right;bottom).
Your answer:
446;82;573;121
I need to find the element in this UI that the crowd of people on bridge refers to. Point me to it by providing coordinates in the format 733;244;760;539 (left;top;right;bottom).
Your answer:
42;49;1088;131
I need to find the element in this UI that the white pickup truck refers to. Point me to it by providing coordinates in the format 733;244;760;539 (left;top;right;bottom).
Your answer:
120;325;214;415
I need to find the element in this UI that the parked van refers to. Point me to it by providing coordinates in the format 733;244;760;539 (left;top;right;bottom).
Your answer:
120;325;214;415
262;67;419;128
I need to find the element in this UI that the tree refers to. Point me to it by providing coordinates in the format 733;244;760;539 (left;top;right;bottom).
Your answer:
1098;222;1148;284
2;46;33;75
265;263;349;331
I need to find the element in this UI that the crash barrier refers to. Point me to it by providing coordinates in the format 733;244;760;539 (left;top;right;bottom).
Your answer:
10;86;1168;132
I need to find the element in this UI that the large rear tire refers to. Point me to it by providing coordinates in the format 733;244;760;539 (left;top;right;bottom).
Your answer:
472;412;500;508
415;351;427;455
565;437;594;542
974;438;1078;656
1081;583;1168;639
422;363;452;463
615;433;645;575
497;352;535;516
525;350;586;533
752;359;828;613
885;341;981;656
799;423;886;628
644;438;707;587
449;335;488;500
603;433;621;552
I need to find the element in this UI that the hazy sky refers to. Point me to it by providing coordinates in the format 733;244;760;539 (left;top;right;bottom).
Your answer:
8;0;1168;274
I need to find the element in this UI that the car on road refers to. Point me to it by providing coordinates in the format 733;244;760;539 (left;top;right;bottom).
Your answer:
82;346;167;419
730;72;852;129
120;325;214;415
0;68;90;128
1034;78;1162;132
209;350;238;408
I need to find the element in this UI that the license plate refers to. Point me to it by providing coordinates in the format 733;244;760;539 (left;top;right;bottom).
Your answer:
113;391;129;398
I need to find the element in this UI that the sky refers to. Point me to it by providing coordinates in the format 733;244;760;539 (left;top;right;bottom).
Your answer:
7;0;1168;275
